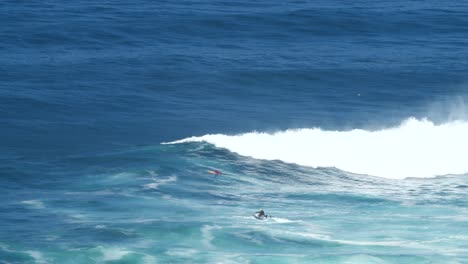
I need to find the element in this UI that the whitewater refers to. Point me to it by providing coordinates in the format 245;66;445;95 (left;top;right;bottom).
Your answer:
167;118;468;179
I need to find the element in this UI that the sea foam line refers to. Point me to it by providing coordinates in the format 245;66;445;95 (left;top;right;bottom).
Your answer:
143;175;177;189
164;118;468;179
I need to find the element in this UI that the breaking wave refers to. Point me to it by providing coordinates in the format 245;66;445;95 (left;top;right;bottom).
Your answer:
165;118;468;179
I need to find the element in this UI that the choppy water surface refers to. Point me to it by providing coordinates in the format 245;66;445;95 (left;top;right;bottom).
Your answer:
1;0;468;263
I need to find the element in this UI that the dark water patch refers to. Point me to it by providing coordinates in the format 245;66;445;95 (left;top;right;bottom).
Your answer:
0;248;36;264
63;225;139;243
0;166;32;184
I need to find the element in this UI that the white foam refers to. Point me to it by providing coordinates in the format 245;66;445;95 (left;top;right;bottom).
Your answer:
201;225;222;248
144;176;177;189
45;235;58;241
96;246;156;263
274;230;407;247
165;248;199;257
99;247;131;261
449;235;468;240
132;218;160;223
0;244;48;264
270;229;455;252
146;170;158;176
25;251;47;264
270;217;297;224
166;118;468;179
20;200;45;209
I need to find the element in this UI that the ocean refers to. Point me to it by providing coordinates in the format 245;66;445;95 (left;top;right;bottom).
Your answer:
1;0;468;263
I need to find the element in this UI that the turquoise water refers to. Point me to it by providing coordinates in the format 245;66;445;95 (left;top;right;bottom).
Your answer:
2;143;468;263
2;0;468;263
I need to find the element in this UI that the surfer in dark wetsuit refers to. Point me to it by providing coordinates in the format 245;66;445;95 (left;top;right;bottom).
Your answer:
257;209;265;217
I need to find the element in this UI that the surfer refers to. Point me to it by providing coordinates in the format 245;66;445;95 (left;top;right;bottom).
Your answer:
253;208;268;219
208;170;221;176
257;209;265;217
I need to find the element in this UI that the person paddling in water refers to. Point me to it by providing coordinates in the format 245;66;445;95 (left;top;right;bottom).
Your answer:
208;170;222;176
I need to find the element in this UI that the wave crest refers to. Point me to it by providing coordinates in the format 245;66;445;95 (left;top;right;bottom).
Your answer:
165;118;468;179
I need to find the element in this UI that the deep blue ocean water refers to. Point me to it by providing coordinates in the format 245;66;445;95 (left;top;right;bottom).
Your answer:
2;0;468;263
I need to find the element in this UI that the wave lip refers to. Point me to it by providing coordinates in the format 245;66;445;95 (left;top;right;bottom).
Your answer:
165;118;468;179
